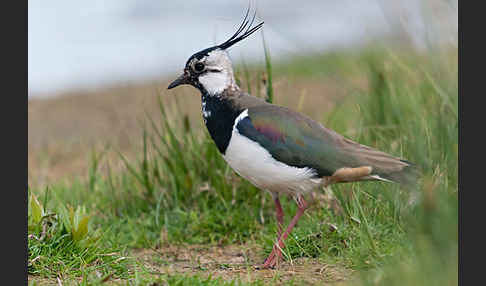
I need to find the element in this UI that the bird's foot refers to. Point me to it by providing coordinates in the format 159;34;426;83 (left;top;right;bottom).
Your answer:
255;247;283;269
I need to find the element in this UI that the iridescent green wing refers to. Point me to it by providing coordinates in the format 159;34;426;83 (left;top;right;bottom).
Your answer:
237;104;414;183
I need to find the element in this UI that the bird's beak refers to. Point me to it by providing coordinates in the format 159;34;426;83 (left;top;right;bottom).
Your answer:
168;72;190;89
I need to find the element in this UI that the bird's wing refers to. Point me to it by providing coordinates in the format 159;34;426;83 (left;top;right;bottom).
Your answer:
237;104;415;184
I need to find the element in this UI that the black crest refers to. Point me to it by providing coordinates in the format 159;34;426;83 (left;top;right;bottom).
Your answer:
185;7;264;66
218;7;264;50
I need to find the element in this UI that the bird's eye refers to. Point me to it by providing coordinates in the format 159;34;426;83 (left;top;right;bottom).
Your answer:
194;62;205;72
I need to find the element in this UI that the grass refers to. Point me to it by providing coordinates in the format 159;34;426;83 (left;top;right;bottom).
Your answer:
28;44;457;285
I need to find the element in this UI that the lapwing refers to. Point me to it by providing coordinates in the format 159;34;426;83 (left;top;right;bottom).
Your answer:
168;10;417;269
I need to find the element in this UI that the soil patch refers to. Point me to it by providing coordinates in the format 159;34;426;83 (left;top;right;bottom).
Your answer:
133;244;354;285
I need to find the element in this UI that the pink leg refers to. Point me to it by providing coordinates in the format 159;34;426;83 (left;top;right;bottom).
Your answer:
262;195;285;265
274;195;284;237
258;195;309;269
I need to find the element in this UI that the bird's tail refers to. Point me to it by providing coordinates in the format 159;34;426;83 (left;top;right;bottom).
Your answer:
340;138;420;187
372;159;420;187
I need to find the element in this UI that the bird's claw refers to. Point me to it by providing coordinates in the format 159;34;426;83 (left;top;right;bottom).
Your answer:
255;248;282;269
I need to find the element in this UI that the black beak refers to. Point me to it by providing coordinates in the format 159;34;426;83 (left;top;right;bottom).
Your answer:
168;72;190;89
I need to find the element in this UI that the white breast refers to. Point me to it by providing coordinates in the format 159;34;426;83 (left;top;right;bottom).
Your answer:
222;109;321;194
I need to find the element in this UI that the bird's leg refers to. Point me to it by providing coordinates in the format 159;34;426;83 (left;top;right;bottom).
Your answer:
273;194;284;237
261;193;285;265
259;195;309;269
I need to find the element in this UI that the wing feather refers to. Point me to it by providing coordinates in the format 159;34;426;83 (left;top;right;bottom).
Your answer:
234;104;416;185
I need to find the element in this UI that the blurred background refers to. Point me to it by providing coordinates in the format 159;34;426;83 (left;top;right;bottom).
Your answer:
28;0;457;97
28;0;457;186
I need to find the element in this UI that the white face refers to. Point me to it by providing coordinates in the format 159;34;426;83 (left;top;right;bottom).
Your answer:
192;49;236;95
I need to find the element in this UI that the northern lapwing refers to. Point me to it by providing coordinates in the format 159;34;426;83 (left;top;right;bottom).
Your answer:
168;10;417;269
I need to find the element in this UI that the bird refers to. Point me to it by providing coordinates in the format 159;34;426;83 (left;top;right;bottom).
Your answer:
167;9;417;269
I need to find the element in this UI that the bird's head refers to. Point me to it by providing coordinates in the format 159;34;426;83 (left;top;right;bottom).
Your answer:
168;9;263;96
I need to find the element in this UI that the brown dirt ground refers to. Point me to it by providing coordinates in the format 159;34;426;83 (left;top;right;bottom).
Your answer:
28;243;355;285
132;243;355;285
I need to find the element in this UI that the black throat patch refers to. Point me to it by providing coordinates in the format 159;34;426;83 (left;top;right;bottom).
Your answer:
201;93;242;154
